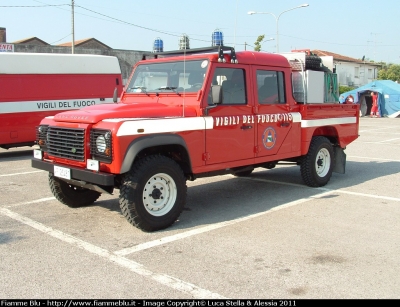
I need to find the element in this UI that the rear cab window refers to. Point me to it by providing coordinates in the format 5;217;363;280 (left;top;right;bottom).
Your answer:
256;70;286;104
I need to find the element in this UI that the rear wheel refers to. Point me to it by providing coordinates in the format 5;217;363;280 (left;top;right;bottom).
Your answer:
119;155;187;232
300;137;334;187
49;173;101;207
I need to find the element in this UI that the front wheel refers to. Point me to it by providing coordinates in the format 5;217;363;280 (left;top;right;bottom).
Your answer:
49;173;101;207
119;155;187;232
300;137;334;187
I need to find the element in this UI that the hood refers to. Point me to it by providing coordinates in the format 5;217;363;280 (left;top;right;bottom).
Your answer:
53;102;200;123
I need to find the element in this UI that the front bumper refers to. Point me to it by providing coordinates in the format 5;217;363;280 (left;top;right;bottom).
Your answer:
31;159;115;187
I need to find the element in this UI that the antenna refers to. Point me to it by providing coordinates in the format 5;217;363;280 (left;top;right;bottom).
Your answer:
183;47;186;118
71;0;75;54
370;32;382;61
234;0;239;48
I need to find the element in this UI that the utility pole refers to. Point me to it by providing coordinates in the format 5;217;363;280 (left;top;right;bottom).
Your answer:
248;4;309;53
370;32;381;61
71;0;75;54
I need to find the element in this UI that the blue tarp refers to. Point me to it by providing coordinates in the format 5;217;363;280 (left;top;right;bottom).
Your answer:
339;80;400;117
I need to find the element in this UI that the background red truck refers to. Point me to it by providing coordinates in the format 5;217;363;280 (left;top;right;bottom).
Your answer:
31;46;360;232
0;52;123;149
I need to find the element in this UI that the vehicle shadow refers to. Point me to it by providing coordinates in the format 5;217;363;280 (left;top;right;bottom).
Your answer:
92;159;400;232
0;148;34;162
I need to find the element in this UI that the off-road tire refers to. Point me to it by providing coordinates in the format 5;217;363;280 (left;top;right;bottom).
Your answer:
300;136;334;187
49;173;101;207
119;155;187;232
305;55;322;70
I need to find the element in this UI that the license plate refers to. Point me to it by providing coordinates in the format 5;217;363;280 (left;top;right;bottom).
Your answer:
54;165;71;180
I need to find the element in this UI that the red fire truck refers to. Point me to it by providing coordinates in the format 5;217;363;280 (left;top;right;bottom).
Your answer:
0;52;123;149
31;46;360;231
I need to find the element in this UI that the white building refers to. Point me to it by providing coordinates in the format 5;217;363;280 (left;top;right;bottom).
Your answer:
312;50;381;87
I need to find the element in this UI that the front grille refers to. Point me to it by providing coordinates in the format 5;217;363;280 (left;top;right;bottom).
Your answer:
47;127;85;161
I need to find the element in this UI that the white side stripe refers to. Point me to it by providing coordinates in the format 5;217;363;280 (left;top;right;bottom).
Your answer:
0;53;121;74
301;117;357;127
115;113;357;137
291;112;302;123
0;99;114;114
117;116;214;136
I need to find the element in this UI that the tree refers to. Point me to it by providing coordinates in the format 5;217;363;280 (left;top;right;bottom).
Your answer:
254;35;265;52
339;85;355;95
378;63;400;82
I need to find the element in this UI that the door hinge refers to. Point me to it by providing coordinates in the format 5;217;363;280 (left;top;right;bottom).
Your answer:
202;152;210;161
254;145;260;154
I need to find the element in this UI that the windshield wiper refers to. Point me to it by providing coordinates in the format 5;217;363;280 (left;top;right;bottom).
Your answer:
156;86;181;96
128;86;149;95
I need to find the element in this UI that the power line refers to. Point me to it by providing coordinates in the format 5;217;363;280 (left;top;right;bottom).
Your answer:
76;5;182;38
50;33;71;44
0;4;68;7
4;3;398;49
0;2;211;43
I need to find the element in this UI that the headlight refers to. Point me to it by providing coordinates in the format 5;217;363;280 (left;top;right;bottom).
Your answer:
36;125;49;148
90;129;112;163
96;135;106;153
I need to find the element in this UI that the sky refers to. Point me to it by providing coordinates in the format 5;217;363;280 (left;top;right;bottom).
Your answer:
2;0;400;64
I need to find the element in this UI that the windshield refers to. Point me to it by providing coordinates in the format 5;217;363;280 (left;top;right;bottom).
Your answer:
126;59;209;93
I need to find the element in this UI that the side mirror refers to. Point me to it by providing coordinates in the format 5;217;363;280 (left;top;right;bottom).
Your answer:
211;85;223;105
204;85;222;116
113;87;118;103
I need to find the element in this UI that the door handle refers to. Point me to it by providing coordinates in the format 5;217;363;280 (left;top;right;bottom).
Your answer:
241;125;253;130
280;122;290;127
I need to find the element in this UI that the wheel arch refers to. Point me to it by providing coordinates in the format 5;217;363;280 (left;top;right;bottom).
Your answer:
313;126;339;143
302;126;339;154
119;134;193;175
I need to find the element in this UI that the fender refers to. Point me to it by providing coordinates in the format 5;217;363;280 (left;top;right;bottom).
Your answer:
120;134;191;173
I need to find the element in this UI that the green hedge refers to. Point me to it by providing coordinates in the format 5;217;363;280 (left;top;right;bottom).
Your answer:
339;85;355;95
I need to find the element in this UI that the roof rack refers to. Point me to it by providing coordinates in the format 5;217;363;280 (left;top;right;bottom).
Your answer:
142;46;238;63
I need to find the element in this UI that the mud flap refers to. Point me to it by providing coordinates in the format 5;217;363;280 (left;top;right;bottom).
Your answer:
333;147;346;174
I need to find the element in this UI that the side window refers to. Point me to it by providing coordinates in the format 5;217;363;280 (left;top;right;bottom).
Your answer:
257;70;286;104
211;68;247;105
